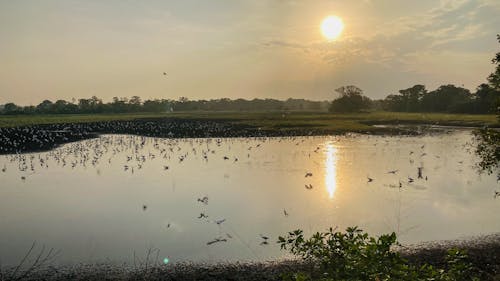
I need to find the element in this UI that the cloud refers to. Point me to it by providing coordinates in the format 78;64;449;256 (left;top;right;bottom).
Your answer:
263;0;498;69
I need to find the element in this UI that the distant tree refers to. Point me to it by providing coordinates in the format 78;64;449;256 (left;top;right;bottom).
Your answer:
110;97;128;113
3;103;20;114
36;100;54;113
381;85;426;112
399;84;426;112
0;97;330;115
78;98;91;112
53;100;70;114
420;84;472;112
178;97;189;103
474;83;499;114
329;85;372;113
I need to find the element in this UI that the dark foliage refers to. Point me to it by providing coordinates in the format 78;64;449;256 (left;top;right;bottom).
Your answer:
474;128;500;176
329;86;372;113
0;97;329;115
279;227;480;281
382;35;500;114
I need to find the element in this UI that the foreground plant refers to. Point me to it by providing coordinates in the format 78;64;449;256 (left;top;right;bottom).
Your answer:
474;128;500;177
278;226;479;281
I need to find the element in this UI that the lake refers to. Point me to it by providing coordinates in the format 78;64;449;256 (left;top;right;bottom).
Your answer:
0;129;498;266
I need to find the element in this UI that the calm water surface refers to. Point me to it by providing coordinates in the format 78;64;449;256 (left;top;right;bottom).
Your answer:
0;130;499;265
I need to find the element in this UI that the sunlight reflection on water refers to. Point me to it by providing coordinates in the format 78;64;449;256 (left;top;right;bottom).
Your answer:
325;143;338;199
0;130;498;265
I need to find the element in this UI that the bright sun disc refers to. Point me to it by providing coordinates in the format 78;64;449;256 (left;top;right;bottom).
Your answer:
321;16;344;40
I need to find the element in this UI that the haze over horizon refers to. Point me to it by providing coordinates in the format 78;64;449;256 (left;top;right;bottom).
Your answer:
1;0;499;105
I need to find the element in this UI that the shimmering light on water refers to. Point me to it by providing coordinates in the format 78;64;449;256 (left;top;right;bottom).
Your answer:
325;143;338;199
0;130;498;266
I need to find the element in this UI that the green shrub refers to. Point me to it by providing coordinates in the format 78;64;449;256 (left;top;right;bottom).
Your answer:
278;226;479;281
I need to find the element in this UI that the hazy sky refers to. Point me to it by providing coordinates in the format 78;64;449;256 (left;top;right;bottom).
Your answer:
1;0;499;105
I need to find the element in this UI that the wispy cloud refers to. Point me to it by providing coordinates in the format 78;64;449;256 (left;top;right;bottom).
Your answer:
263;0;499;69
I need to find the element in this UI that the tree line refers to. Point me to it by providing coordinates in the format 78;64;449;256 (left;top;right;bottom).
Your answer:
1;35;499;116
329;35;500;115
328;82;498;114
0;97;330;115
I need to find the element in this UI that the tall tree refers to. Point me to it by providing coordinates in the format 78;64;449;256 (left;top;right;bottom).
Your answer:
398;84;426;112
329;85;372;113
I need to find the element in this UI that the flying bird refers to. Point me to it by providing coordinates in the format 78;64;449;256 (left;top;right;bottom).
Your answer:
215;218;226;225
197;196;209;205
207;237;227;245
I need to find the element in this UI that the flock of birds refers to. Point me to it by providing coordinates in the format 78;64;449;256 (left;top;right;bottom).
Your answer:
0;134;327;249
0;119;332;155
1;130;498;255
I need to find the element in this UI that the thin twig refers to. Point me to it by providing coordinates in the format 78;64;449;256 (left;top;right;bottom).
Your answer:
11;241;36;278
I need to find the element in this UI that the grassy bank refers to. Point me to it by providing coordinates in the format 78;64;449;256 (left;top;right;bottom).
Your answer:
2;233;499;281
0;111;498;131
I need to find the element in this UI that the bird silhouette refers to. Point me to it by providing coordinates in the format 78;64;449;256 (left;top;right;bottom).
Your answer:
215;218;226;225
417;167;423;179
207;237;227;245
197;196;208;205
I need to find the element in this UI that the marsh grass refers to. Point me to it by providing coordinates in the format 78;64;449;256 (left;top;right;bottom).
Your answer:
0;111;497;132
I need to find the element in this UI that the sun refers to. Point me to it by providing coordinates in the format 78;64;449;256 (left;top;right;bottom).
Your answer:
321;16;344;40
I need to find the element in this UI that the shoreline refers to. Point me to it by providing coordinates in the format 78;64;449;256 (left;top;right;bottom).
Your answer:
0;117;486;155
2;233;499;281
